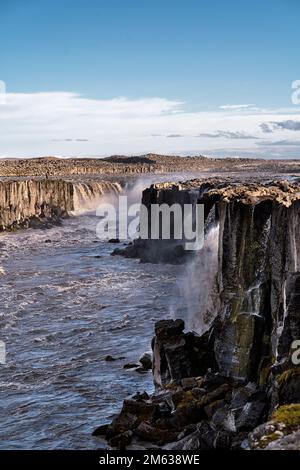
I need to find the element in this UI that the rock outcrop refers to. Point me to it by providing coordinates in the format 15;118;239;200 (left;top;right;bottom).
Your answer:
152;319;215;387
119;178;300;382
0;178;122;230
248;404;300;450
98;320;269;450
100;177;300;450
0;179;74;230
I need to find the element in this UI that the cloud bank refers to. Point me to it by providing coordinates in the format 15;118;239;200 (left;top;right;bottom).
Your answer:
260;119;300;133
0;92;300;158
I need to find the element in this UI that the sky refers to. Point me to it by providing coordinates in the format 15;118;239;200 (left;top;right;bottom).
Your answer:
0;0;300;158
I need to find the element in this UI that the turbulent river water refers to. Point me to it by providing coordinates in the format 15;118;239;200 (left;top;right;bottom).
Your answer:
0;179;188;450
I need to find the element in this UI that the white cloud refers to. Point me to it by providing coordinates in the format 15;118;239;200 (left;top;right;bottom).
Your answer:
0;92;300;158
219;104;256;110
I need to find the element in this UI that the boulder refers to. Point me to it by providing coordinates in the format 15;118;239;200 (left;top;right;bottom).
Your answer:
155;319;185;339
108;238;120;243
132;391;150;401
106;399;157;440
212;406;236;433
139;352;152;370
181;377;197;390
235;399;266;431
276;367;300;404
135;421;178;444
198;383;230;406
108;430;133;449
123;362;140;369
152;319;215;387
229;383;265;433
248;404;300;449
265;431;300;450
164;430;200;450
204;399;226;419
104;355;125;361
92;423;109;436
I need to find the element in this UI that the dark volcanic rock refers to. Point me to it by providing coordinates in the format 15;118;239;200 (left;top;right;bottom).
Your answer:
152;319;215;387
276;367;300;405
108;238;120;243
277;273;300;364
92;424;109;436
108;430;133;449
104;355;125;361
106;399;157;441
100;177;300;450
235;393;267;431
123;362;140;369
248;404;300;450
135;421;178;444
0;178;122;231
0;179;73;231
124;178;300;385
139;352;152;370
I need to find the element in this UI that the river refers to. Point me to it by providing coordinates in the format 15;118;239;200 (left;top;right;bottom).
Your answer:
0;179;187;449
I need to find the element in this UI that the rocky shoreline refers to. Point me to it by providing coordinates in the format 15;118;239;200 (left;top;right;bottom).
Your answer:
94;319;300;450
100;177;300;450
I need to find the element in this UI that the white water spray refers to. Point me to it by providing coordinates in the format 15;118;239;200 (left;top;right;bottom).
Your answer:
72;182;122;214
171;224;220;334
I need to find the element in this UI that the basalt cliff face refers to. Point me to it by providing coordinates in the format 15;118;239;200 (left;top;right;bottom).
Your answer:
0;179;122;230
0;179;74;230
2;154;300;177
103;178;300;450
139;178;300;383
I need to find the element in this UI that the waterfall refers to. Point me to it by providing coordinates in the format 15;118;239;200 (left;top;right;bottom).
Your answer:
171;224;220;334
243;213;271;317
243;282;263;316
72;181;122;214
275;279;287;360
288;205;300;272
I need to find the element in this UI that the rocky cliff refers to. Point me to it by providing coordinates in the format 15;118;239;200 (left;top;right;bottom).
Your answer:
0;179;122;230
102;177;300;450
137;178;300;384
2;154;300;177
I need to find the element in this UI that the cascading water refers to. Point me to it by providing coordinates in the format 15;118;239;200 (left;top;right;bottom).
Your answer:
243;213;271;317
72;182;123;214
171;223;220;334
288;205;300;273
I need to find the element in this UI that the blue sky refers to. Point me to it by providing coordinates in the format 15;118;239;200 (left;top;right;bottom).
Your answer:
0;0;300;157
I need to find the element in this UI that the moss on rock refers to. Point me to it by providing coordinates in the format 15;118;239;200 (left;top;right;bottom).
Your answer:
277;367;300;387
271;404;300;428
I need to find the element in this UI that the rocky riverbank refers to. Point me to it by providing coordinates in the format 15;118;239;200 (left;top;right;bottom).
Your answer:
94;319;300;450
101;177;300;450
